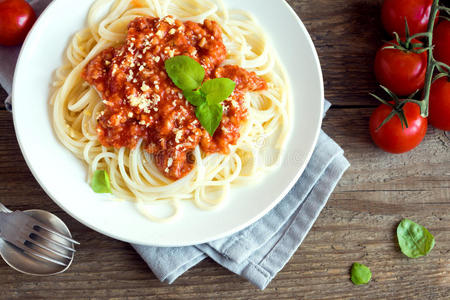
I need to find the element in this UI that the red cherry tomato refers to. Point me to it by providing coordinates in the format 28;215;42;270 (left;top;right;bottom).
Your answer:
428;76;450;131
374;38;427;96
370;101;427;154
381;0;435;36
0;0;36;46
434;20;450;67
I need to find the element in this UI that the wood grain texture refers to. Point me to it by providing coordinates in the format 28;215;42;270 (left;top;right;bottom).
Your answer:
286;0;384;106
0;89;6;110
0;0;449;299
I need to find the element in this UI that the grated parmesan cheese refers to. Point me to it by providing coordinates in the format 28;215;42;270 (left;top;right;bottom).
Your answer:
199;37;207;47
175;130;183;143
128;94;152;113
141;82;150;92
156;30;164;38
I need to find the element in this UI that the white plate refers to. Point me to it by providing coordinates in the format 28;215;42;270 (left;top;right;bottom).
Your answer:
12;0;323;246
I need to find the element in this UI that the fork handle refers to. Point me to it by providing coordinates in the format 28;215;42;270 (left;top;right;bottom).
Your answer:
0;203;12;213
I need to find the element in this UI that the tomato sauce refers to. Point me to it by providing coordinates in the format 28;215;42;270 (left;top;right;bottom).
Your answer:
82;16;267;180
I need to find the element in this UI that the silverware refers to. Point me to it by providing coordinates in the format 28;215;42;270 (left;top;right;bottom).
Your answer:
0;203;79;275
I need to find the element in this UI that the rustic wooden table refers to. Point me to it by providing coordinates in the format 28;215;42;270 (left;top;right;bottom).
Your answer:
1;0;449;299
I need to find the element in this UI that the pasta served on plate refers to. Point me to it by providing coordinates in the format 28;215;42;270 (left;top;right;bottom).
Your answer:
50;0;291;222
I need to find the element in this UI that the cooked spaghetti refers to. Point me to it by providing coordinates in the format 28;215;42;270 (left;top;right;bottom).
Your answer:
50;0;291;222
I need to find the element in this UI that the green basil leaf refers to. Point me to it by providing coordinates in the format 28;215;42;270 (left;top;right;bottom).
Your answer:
196;102;223;136
200;78;236;104
397;219;435;258
165;55;205;91
91;170;112;194
351;263;372;285
183;90;205;107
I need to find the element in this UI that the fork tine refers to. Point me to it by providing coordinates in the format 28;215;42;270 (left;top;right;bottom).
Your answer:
23;244;68;267
26;240;72;260
31;230;76;253
34;224;80;245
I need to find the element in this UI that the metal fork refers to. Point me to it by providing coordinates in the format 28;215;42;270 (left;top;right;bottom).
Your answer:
0;204;79;267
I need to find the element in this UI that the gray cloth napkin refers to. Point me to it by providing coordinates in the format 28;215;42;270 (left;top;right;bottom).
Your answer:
133;103;349;289
1;0;350;289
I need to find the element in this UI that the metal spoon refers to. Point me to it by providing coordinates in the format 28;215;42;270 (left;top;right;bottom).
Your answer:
0;203;76;275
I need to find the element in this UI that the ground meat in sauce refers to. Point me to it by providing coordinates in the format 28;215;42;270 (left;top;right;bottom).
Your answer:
82;16;267;180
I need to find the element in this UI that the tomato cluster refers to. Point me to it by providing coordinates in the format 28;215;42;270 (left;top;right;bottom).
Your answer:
370;0;450;154
0;0;36;46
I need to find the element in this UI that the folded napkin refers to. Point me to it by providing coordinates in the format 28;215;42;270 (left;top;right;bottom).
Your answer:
1;0;350;289
133;103;349;289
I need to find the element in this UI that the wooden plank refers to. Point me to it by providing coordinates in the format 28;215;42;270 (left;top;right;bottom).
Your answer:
0;107;449;299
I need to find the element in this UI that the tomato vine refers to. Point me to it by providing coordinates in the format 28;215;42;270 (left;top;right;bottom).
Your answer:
373;0;450;124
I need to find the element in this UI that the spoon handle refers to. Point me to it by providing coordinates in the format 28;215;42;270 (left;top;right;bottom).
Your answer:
0;203;12;213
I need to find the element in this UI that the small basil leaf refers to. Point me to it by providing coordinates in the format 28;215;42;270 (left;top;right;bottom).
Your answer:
200;78;236;104
91;170;112;193
165;55;205;91
196;102;223;136
351;263;372;285
183;90;205;107
397;219;435;258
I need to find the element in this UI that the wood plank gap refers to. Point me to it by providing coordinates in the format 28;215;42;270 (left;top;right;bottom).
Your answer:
330;104;377;109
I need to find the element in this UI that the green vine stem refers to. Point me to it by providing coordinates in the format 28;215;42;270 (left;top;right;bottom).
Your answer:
371;0;449;126
435;61;450;74
413;0;445;118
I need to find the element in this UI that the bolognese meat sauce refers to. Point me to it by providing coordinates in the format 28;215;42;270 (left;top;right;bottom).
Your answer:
82;16;267;180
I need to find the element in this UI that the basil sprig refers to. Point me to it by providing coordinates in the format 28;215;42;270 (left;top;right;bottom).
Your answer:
165;55;236;136
351;263;372;285
397;219;435;258
91;170;112;194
